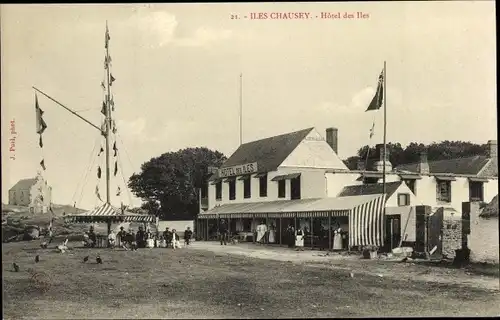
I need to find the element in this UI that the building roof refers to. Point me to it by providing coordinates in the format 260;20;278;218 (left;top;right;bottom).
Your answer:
480;195;498;218
337;181;403;198
395;156;493;176
210;128;314;180
9;178;37;191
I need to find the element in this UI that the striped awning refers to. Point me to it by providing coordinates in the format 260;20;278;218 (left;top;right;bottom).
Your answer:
64;203;156;224
348;194;386;247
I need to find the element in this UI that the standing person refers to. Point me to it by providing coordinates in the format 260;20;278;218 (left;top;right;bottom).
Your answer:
88;226;97;248
268;224;276;244
295;227;305;251
286;224;295;248
117;226;127;248
163;227;172;248
218;219;228;245
108;229;116;248
136;226;146;249
127;228;137;251
171;229;180;250
256;221;267;245
184;226;193;246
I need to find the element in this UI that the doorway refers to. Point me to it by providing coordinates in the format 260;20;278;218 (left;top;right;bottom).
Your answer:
385;215;401;251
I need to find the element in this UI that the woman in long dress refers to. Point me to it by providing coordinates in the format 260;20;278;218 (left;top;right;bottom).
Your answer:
295;228;305;251
256;223;267;244
268;224;276;244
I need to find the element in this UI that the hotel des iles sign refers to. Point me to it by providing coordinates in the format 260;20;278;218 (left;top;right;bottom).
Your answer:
218;162;258;178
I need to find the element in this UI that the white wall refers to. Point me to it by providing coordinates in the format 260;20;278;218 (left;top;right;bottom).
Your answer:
468;205;499;263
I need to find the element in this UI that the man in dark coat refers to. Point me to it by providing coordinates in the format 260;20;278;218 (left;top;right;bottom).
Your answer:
163;227;173;248
136;226;146;248
184;226;193;246
88;226;97;248
218;219;228;245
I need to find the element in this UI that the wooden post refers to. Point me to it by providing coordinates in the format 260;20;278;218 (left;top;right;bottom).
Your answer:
310;216;314;250
252;215;256;244
279;216;282;245
328;213;332;251
206;218;209;241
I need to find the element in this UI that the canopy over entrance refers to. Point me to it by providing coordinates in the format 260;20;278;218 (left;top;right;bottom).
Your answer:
64;202;156;224
198;194;386;247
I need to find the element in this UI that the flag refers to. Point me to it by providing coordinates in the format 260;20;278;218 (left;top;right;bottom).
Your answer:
101;102;107;115
98;146;104;156
97;166;102;179
35;94;47;134
112;122;117;134
114;161;118;176
369;122;375;139
116;186;121;196
95;186;102;202
105;24;110;48
366;69;384;112
113;142;117;156
39;135;43;148
110;74;116;86
101;122;107;136
40;159;46;170
101;81;105;89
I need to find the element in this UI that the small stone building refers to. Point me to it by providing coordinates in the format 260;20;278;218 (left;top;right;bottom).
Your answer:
8;173;52;213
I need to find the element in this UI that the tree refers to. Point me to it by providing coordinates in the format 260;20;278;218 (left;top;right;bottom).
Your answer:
128;147;226;220
343;141;488;170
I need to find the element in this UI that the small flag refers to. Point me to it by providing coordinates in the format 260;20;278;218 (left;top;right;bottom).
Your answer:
98;146;104;156
95;186;102;202
105;24;111;48
116;186;121;196
101;81;105;89
73;202;76;208
39;135;43;148
101;122;107;136
113;142;117;156
35;94;48;134
114;161;118;176
110;96;114;107
49;206;54;215
101;102;107;115
110;74;116;86
40;195;44;202
112;122;117;134
40;159;46;170
366;69;384;112
97;166;102;179
369;122;375;139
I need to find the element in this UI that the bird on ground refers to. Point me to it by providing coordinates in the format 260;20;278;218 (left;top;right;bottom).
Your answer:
35;255;40;263
83;256;89;263
96;255;102;264
13;263;19;272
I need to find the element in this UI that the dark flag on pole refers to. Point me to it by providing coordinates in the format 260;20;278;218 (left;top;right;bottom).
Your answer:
110;74;116;86
114;161;118;176
95;186;102;202
39;135;43;148
366;69;384;112
116;186;121;196
97;166;102;179
35;94;47;134
98;146;104;156
113;142;117;157
101;102;107;115
101;81;105;89
40;159;46;171
105;23;110;49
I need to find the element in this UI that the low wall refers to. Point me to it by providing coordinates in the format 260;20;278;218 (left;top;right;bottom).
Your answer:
468;217;499;264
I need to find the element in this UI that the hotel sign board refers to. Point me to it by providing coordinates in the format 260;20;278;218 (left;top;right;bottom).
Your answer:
218;162;258;178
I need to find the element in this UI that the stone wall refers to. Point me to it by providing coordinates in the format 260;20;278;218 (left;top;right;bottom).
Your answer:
442;219;462;259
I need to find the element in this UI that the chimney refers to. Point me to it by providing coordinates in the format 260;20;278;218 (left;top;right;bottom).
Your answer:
487;140;497;159
416;151;430;174
373;143;392;172
325;127;338;154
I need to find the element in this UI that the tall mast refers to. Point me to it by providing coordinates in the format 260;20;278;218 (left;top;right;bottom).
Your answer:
382;61;387;200
239;73;243;146
104;21;112;204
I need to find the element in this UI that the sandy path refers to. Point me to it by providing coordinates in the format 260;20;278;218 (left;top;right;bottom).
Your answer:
189;241;500;292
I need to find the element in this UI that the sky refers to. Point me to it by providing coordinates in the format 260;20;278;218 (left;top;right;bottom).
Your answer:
1;2;496;210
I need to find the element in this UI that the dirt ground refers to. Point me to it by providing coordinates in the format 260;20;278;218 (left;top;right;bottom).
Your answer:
2;240;500;319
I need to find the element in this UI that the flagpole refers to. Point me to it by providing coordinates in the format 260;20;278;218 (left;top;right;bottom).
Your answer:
105;21;112;206
382;61;387;242
239;73;243;146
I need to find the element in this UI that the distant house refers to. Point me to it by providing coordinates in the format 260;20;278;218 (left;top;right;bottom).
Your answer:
8;174;52;213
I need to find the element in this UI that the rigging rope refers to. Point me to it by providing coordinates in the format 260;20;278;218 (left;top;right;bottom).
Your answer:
71;135;100;206
77;139;101;208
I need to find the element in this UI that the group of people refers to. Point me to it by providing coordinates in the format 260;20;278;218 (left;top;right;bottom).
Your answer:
82;225;194;250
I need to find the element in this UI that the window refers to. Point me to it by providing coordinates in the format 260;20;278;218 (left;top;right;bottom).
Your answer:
436;180;451;202
215;181;222;201
243;177;251;199
397;193;410;206
278;180;286;198
469;181;484;202
200;182;208;198
403;179;416;195
229;180;236;200
290;176;301;200
259;174;268;197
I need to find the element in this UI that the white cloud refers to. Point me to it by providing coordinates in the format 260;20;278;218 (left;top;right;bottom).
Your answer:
174;27;233;47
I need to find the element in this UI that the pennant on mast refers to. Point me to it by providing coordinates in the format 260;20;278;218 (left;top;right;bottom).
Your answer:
365;69;384;112
35;94;48;134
